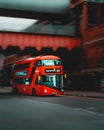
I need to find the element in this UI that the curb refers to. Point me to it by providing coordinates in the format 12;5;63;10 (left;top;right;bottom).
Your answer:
0;87;104;99
64;91;104;99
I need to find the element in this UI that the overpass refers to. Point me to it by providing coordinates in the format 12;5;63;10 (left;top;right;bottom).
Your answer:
0;32;81;51
0;0;81;52
0;0;70;22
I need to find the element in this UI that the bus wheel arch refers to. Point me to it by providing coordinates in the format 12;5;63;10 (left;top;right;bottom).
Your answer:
32;88;36;96
13;87;19;94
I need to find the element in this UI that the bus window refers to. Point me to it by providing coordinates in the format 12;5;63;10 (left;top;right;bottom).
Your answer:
40;75;63;89
15;70;28;76
14;63;30;70
34;60;62;67
34;60;41;67
41;60;62;66
15;78;30;85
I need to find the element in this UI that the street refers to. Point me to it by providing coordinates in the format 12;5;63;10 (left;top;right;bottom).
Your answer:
0;93;104;130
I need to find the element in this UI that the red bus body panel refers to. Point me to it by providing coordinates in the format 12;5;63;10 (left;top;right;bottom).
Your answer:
12;55;64;96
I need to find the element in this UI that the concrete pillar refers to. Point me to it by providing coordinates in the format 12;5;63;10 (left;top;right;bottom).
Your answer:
82;1;88;40
0;54;5;70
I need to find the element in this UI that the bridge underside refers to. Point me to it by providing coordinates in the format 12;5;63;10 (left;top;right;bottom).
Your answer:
0;0;70;22
0;8;70;22
0;32;81;51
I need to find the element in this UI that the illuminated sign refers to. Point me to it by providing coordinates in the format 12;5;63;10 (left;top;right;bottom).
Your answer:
15;70;28;76
45;68;61;73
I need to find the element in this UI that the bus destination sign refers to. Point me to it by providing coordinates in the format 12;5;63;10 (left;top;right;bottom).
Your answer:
45;68;61;73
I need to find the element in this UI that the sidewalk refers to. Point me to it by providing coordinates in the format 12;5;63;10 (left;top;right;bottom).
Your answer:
64;91;104;99
0;87;12;93
0;87;104;98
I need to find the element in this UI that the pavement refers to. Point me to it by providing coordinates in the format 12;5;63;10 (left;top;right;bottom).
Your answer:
0;87;104;99
64;90;104;99
0;87;12;93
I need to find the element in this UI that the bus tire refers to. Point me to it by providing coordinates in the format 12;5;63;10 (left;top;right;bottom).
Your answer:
32;89;36;96
13;88;18;94
15;88;19;94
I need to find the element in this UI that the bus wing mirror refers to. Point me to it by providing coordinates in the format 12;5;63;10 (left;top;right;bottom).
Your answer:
64;74;67;79
38;76;41;81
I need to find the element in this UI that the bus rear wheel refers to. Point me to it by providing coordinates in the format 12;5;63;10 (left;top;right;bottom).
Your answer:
13;88;18;94
32;89;36;96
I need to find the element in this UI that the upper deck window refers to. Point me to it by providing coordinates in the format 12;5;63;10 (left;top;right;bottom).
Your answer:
14;63;30;70
15;70;28;76
34;59;62;66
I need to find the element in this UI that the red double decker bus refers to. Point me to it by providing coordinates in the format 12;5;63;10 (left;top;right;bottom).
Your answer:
12;55;64;96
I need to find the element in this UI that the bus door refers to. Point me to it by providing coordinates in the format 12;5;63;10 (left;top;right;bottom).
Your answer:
34;75;42;95
48;76;56;87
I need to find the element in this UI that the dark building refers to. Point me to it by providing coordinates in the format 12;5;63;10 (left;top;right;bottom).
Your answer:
68;0;104;90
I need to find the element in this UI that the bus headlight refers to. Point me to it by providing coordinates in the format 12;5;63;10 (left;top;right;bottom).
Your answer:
61;89;64;92
44;89;47;93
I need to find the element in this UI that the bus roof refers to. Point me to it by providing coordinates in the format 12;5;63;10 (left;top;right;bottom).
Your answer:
14;55;61;65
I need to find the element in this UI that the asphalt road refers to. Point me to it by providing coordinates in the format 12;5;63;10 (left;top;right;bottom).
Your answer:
0;94;104;130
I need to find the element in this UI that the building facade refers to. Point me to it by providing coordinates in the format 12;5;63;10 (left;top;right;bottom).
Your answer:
70;0;104;69
69;0;104;90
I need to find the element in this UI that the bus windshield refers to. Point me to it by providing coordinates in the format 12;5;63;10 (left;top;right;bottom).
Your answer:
35;59;62;66
37;75;63;89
